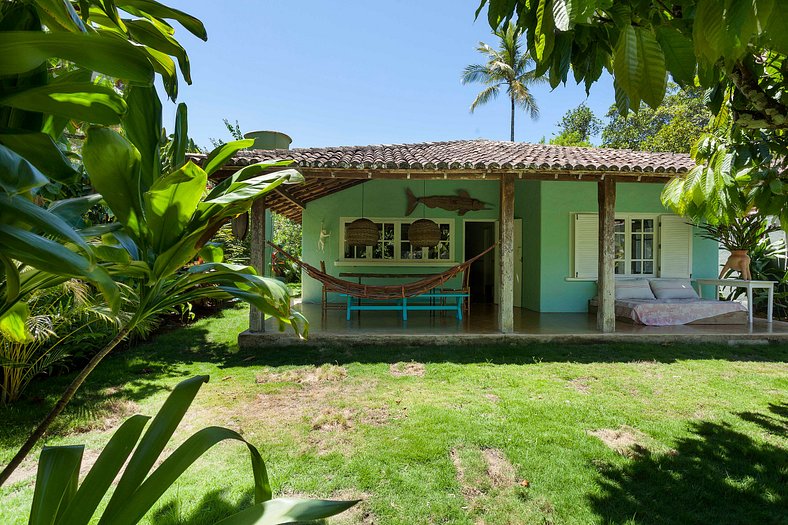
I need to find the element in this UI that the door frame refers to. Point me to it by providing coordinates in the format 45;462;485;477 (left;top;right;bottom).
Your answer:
462;219;500;304
462;218;523;307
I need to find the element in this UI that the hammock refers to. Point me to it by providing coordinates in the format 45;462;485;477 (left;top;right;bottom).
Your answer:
268;242;496;300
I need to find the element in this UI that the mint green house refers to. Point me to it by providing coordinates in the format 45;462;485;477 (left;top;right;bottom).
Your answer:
219;139;720;334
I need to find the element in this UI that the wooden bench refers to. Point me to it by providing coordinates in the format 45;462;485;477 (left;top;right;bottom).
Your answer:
341;291;469;321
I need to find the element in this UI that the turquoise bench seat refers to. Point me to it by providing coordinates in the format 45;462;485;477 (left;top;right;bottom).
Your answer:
341;292;469;321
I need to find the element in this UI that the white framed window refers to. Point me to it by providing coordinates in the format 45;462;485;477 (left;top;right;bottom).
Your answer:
340;217;455;263
573;213;691;279
614;216;657;276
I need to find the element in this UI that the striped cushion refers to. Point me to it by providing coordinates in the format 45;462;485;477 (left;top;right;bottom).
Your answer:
649;279;699;300
615;279;656;300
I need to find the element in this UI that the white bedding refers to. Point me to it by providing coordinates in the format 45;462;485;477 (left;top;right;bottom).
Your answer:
590;298;747;326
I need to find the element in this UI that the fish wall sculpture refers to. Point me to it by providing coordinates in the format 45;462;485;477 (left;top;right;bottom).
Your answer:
405;188;489;216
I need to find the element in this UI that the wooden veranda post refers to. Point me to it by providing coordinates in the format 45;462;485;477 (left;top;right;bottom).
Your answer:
499;176;515;333
249;197;266;332
597;178;616;333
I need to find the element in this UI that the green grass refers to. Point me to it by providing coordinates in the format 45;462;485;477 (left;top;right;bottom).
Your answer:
1;305;786;524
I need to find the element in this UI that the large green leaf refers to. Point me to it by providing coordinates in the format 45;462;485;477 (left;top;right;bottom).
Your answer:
0;31;153;84
764;2;788;55
655;26;696;88
48;194;104;227
117;0;207;41
58;415;151;525
123;86;162;191
103;375;209;518
533;0;555;62
203;139;255;177
0;194;91;253
693;0;725;63
204;160;295;200
0;302;31;343
634;26;667;109
0;225;120;312
612;24;667;110
82;126;147;243
125;18;192;83
169;102;188;169
143;161;207;256
110;427;271;525
138;46;179;100
219;286;306;338
0;131;78;184
0;82;127;125
613;24;642;109
213;498;359;525
33;0;88;32
28;445;83;525
0;252;21;310
0;143;49;195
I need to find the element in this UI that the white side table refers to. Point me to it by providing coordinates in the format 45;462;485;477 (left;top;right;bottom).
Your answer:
694;279;776;324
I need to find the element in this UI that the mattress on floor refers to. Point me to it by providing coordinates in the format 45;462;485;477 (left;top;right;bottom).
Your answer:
589;297;748;326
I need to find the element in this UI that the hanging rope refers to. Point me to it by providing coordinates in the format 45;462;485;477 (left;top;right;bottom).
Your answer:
268;242;496;300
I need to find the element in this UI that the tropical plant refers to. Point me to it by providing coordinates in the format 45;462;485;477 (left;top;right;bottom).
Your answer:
548;103;601;146
0;280;124;405
742;236;788;319
474;1;788;227
602;86;711;153
461;24;545;141
0;90;308;485
0;0;205;338
27;375;357;525
695;214;781;253
210;118;246;148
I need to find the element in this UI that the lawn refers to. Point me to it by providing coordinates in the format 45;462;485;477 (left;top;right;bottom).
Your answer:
1;306;786;524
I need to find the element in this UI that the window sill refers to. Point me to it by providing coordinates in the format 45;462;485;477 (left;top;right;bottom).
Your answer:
334;260;458;268
565;275;659;282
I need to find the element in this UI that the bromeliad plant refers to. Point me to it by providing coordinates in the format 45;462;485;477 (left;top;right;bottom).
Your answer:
0;88;308;485
695;214;781;253
28;375;357;525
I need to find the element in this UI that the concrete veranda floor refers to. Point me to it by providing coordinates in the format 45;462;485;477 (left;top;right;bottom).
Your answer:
238;301;788;347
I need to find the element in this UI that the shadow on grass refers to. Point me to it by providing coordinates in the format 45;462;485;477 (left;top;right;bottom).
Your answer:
230;340;788;368
588;405;788;525
151;489;255;525
3;306;786;450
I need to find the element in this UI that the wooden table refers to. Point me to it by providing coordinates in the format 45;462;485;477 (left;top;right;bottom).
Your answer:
695;279;776;324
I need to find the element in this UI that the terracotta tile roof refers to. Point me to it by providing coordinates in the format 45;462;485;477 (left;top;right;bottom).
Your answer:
222;139;694;173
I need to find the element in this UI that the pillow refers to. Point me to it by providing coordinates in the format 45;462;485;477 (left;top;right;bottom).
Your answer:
615;279;656;300
649;279;699;300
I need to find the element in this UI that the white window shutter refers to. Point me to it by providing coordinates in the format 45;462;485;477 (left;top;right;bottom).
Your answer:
574;213;598;278
659;215;692;278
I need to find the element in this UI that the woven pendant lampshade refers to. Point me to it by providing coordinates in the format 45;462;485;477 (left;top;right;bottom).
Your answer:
231;212;249;240
408;219;441;248
345;218;378;246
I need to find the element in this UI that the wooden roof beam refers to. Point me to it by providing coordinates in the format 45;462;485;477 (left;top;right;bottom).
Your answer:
275;187;306;209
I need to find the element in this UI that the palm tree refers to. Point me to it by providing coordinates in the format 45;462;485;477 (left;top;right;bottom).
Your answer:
462;25;544;141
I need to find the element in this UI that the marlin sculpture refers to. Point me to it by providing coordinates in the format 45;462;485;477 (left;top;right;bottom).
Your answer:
405;188;489;216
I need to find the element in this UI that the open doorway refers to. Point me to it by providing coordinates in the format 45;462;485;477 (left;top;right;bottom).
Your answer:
465;221;496;304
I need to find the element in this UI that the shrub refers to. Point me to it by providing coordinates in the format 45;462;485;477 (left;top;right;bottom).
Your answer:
0;280;123;405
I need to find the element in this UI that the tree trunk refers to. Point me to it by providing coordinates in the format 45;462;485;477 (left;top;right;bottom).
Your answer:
510;95;515;142
0;325;131;487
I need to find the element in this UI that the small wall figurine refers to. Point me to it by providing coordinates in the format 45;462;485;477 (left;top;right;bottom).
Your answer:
318;221;331;252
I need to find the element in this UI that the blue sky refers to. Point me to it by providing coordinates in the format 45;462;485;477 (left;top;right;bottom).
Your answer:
162;0;616;150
